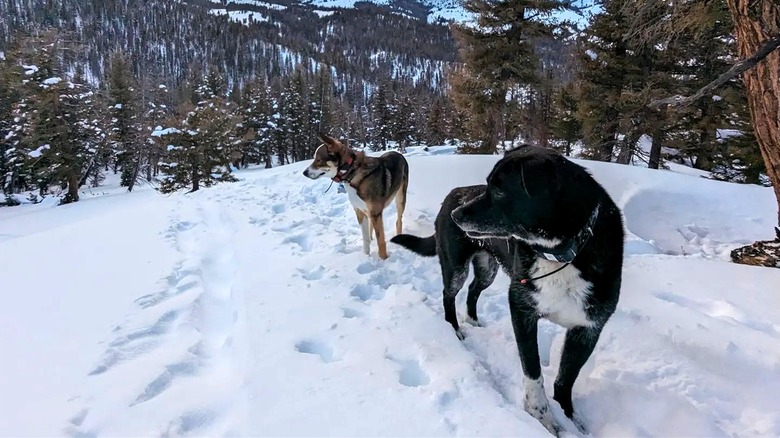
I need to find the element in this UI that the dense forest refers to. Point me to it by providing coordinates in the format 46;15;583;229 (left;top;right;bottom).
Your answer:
0;0;774;206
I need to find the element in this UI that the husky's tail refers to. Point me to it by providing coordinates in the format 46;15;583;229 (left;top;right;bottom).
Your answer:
390;234;436;257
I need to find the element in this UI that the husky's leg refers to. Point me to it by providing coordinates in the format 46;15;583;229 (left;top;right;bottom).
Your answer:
355;209;371;255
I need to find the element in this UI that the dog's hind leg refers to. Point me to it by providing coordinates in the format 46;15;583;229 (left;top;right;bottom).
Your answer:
395;174;408;235
441;262;469;340
553;325;604;420
466;251;498;327
355;209;371;255
370;210;388;259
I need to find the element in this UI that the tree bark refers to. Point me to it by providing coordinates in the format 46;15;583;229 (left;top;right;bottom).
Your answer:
648;131;663;169
726;0;780;226
63;171;80;204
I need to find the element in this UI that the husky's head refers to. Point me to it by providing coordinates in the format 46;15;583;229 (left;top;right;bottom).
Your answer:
302;133;350;180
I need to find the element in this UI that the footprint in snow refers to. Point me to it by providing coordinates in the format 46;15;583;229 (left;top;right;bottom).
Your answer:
249;217;268;227
349;284;385;302
341;307;363;319
164;409;218;437
298;266;326;281
130;359;200;406
386;355;430;388
356;261;378;275
295;339;340;363
282;234;312;252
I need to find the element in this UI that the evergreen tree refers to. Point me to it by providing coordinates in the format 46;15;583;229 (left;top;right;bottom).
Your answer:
549;83;581;156
282;67;309;162
425;97;448;146
369;81;393;150
107;51;143;191
449;0;573;153
309;65;335;149
158;98;238;193
27;75;102;204
243;78;278;168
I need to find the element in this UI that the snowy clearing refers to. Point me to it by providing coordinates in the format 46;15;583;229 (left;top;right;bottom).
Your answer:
1;146;779;437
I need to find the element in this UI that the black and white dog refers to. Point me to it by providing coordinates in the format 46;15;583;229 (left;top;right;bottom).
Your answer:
391;145;624;436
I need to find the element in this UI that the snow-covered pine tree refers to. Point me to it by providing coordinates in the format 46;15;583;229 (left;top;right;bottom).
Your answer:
27;74;102;204
309;65;335;150
282;67;310;162
425;97;447;146
369;81;393;150
144;83;172;181
107;51;143;191
243;78;278;168
450;0;574;153
158;71;239;193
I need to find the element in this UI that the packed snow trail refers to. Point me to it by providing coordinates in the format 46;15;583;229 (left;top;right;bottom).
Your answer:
1;147;779;437
62;197;248;437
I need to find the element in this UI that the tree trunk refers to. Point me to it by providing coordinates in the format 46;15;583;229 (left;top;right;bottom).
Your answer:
726;0;780;226
63;171;80;204
192;170;200;192
648;132;663;169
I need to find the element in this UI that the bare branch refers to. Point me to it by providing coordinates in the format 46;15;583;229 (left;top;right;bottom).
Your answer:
649;32;780;110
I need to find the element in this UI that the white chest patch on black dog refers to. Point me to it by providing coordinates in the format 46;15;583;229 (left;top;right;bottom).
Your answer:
530;259;593;329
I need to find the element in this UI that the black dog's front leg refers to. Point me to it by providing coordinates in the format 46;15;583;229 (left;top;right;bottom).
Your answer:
553;325;604;418
508;282;562;436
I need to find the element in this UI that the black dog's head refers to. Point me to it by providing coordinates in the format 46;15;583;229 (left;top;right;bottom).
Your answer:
451;146;572;248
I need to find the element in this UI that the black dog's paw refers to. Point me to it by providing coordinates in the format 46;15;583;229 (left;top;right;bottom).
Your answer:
465;315;483;327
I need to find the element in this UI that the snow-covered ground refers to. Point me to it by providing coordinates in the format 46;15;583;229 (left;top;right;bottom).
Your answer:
1;146;779;437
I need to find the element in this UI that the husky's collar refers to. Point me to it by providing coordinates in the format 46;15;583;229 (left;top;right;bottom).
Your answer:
529;203;601;264
332;152;356;183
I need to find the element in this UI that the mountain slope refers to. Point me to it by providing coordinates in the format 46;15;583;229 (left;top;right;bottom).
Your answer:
1;148;779;437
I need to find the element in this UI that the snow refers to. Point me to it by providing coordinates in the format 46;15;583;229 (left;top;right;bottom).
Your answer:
209;8;269;24
27;144;51;158
1;146;779;437
152;127;182;137
23;64;39;75
43;77;62;85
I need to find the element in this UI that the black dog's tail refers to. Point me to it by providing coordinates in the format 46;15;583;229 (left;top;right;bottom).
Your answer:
390;234;437;257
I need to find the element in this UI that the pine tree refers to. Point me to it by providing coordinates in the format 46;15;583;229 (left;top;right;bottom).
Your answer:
449;0;573;153
282;67;309;162
107;51;143;191
158;73;239;193
243;78;278;168
369;81;393;150
27;75;101;204
425;97;448;146
576;0;638;162
549;83;581;156
309;65;335;148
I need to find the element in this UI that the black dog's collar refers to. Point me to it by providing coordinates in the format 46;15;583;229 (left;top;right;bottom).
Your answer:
529;203;601;264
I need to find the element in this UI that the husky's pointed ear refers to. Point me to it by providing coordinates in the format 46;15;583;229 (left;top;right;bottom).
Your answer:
318;132;336;145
